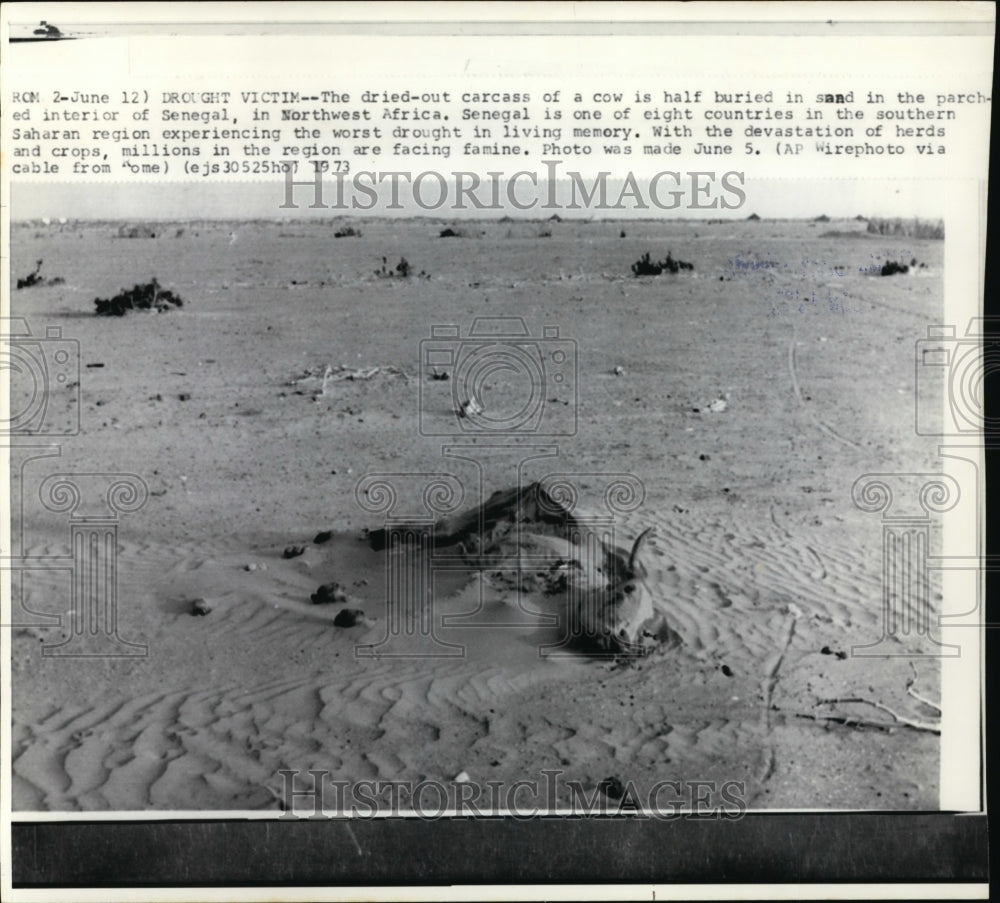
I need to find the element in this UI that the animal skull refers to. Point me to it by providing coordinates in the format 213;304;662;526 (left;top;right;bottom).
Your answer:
570;526;669;654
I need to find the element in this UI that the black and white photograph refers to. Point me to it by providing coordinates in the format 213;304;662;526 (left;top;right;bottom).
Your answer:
1;3;992;899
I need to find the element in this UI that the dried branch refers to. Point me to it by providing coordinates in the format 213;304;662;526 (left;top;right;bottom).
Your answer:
815;697;940;735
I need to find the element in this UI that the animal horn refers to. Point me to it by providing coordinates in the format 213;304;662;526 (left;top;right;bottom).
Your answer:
628;527;654;572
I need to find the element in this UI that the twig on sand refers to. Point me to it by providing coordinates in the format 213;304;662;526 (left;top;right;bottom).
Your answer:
793;711;899;733
905;683;942;715
290;363;412;394
756;607;799;783
813;696;940;734
787;335;863;450
906;662;942;714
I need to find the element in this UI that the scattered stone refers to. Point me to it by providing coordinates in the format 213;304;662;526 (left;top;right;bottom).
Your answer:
721;664;734;677
245;563;258;572
699;454;711;461
454;770;471;783
374;256;422;278
314;530;333;544
283;545;305;559
707;395;728;413
311;582;348;605
460;397;483;418
613;366;625;376
190;598;212;616
333;608;365;627
178;393;191;401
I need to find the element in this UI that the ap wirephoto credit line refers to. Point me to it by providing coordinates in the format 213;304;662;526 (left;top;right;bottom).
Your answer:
0;2;992;901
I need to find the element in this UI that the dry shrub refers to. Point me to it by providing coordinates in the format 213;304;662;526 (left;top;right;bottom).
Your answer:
866;217;944;239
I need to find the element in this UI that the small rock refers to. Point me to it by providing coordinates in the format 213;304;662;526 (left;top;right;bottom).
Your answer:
333;608;365;627
699;454;711;461
190;598;212;616
245;563;258;572
459;397;483;418
454;771;471;783
314;530;333;544
613;366;625;376
721;664;734;677
311;582;348;605
178;393;191;401
283;545;305;559
598;776;626;800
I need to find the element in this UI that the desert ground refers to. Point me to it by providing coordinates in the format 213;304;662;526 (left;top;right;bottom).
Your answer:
8;215;944;811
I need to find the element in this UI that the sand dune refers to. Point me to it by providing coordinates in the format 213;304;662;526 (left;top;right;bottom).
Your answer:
10;217;943;811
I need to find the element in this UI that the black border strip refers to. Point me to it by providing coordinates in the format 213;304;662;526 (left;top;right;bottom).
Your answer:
11;814;988;887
